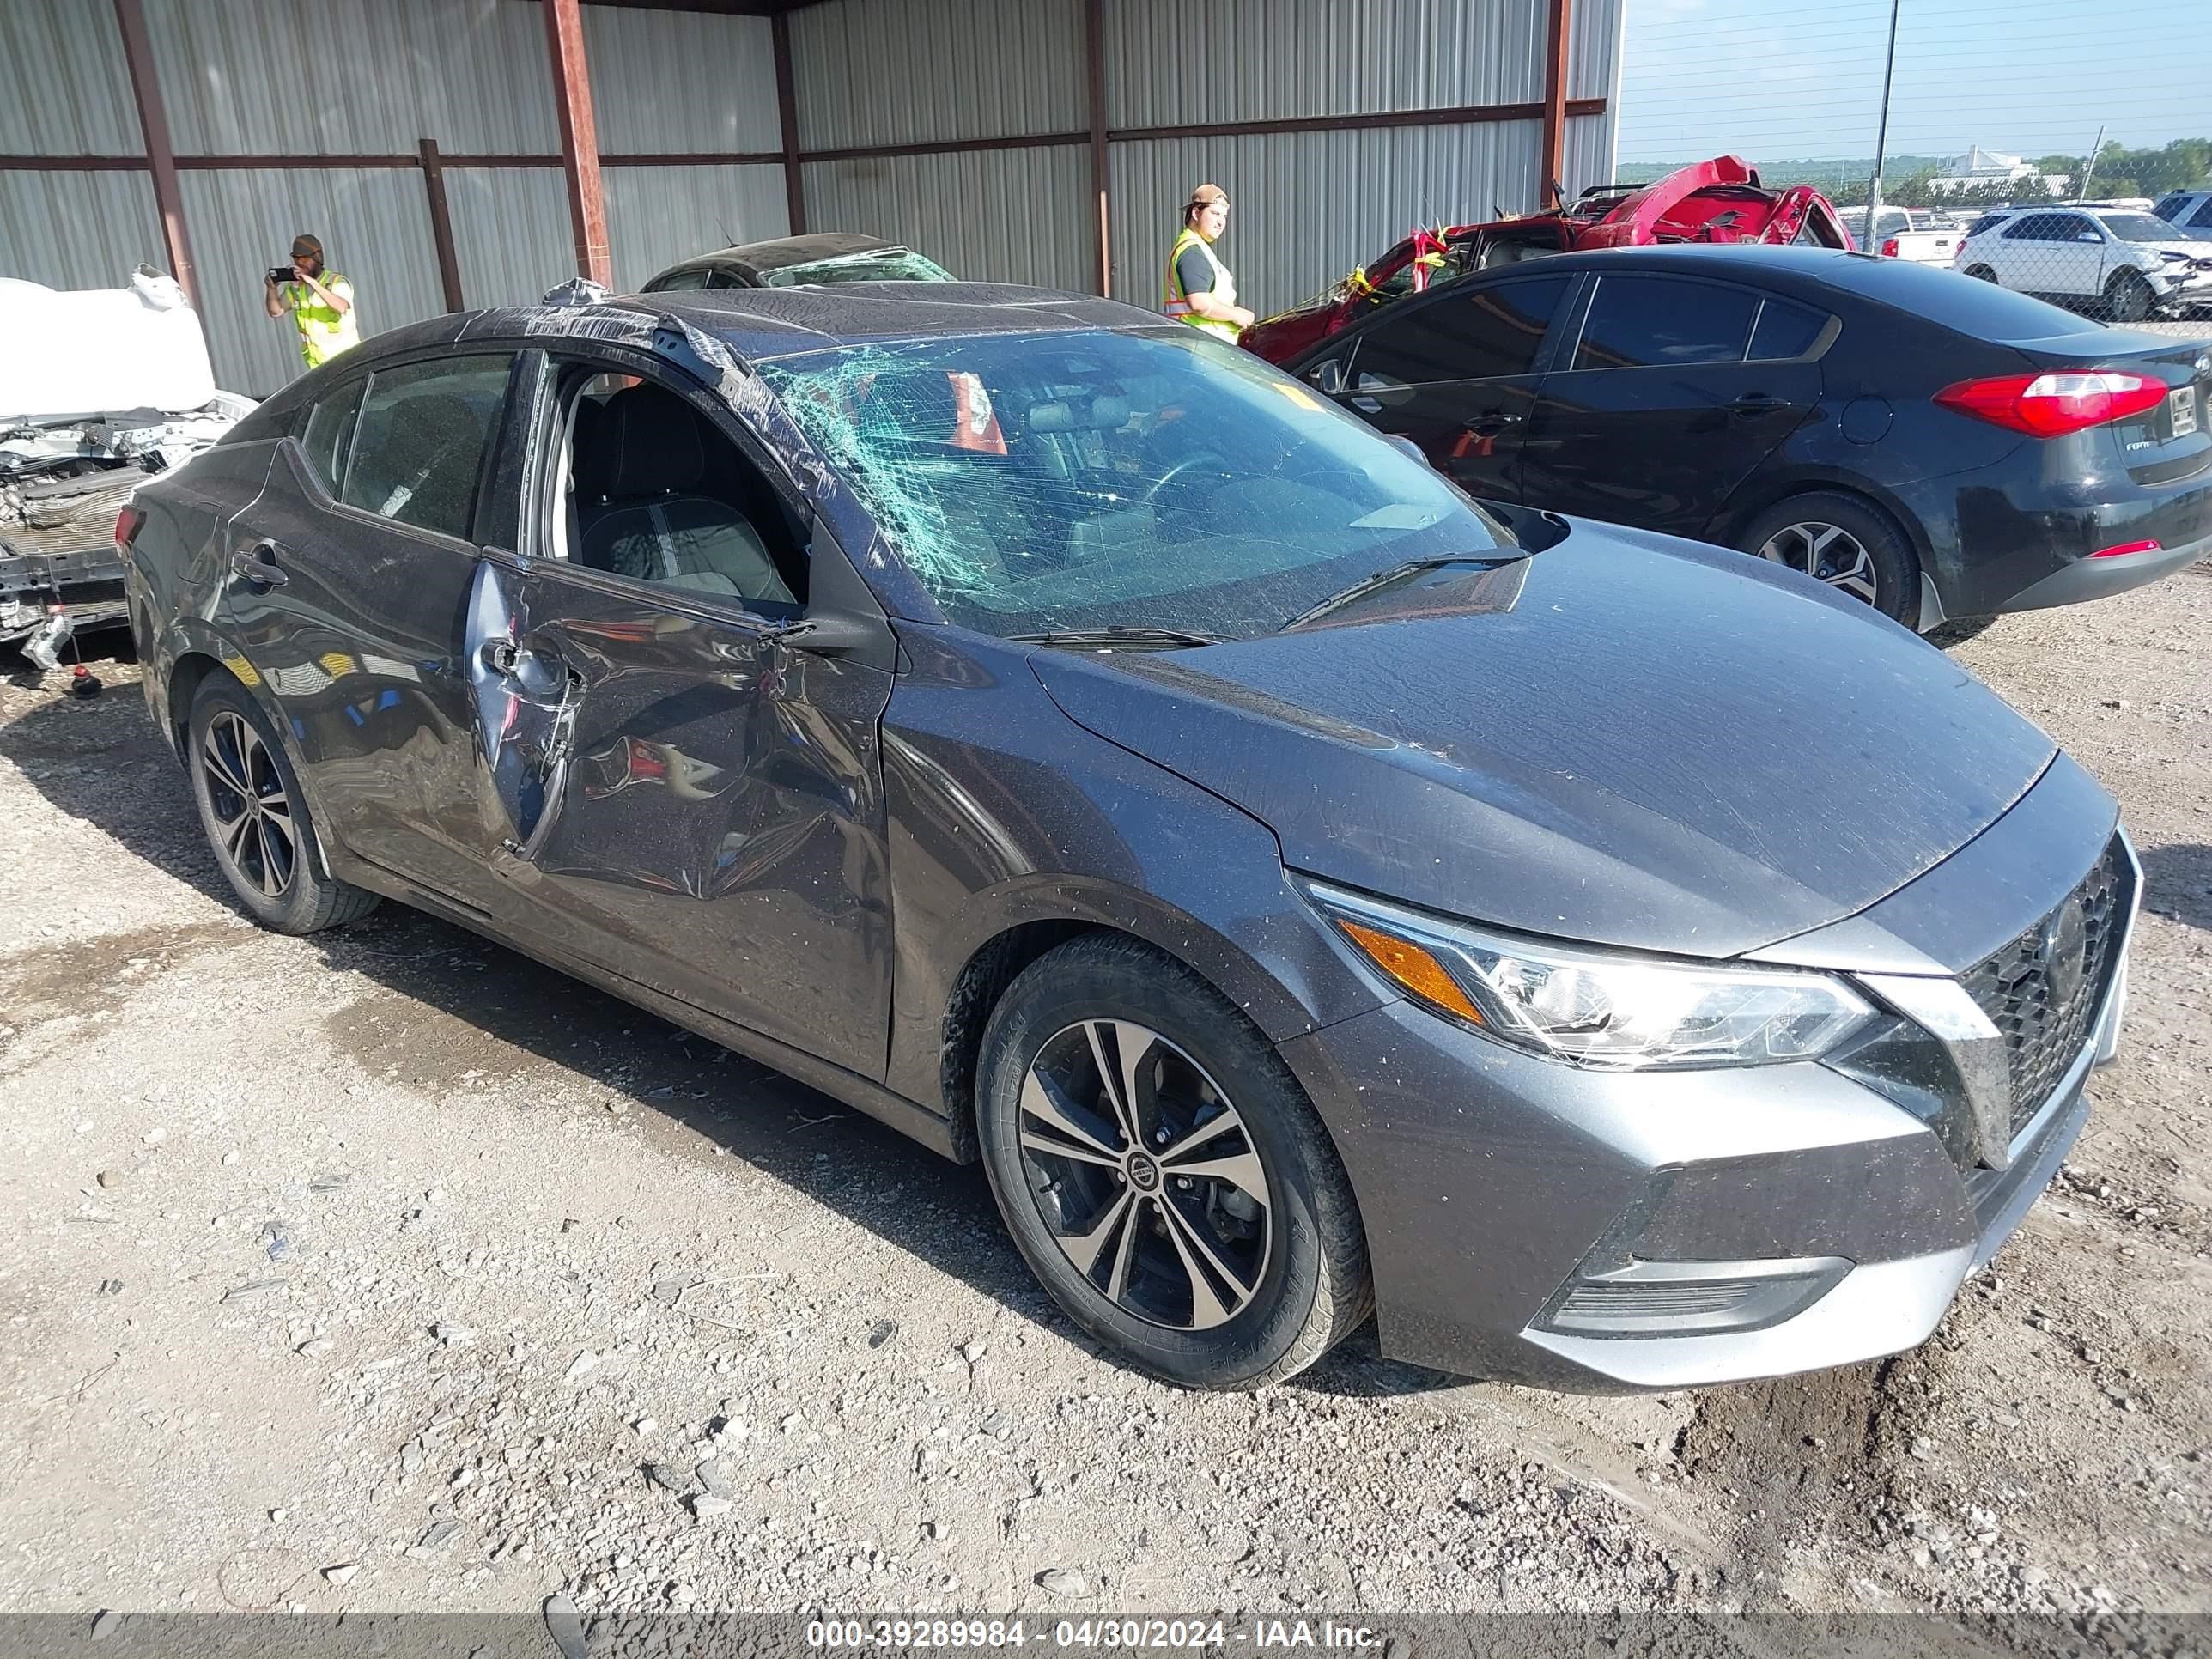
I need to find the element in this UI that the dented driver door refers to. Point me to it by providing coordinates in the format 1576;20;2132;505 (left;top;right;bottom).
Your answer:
471;561;896;1084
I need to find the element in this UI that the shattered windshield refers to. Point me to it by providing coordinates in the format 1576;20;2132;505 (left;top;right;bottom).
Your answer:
757;328;1506;641
764;249;956;286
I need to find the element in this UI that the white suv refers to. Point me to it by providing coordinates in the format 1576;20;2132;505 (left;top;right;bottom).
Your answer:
1954;204;2212;320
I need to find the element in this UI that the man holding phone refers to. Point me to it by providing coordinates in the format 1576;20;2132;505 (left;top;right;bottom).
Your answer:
264;234;359;371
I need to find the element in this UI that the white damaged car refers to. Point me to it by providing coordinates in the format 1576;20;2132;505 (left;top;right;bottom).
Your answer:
1;268;253;665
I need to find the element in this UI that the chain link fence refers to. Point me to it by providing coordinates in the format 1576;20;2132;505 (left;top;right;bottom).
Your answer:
1613;0;2212;327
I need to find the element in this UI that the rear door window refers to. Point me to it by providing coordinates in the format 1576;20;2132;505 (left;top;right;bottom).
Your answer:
2004;215;2057;241
647;267;711;292
1573;276;1759;370
299;376;366;495
340;356;514;542
1350;276;1571;387
1748;297;1832;361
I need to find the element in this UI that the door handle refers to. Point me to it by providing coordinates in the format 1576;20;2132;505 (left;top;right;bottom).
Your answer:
1727;395;1794;417
228;541;289;588
1465;412;1524;434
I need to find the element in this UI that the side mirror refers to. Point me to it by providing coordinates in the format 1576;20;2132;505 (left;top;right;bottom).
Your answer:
1308;357;1348;397
1382;434;1429;468
2076;231;2104;244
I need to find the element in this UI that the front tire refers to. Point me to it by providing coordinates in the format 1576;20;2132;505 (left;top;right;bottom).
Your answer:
1736;490;1922;624
975;935;1371;1389
2105;270;2155;324
187;672;380;934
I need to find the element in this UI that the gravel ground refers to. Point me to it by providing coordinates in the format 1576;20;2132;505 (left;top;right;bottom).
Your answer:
1;569;2209;1630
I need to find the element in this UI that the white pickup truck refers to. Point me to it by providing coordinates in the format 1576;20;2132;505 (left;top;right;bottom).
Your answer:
1838;206;1966;265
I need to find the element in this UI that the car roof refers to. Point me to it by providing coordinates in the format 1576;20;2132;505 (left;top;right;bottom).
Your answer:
1505;244;1885;282
355;281;1175;372
682;232;900;272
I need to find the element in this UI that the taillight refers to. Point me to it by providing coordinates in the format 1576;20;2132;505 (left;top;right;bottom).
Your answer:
1881;237;1899;258
1934;370;2171;438
114;504;146;554
2091;539;2161;558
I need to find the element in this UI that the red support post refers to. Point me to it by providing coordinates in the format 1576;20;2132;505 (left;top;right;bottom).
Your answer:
112;0;198;307
1540;0;1571;210
418;139;465;312
1086;0;1110;296
541;0;612;287
772;9;806;236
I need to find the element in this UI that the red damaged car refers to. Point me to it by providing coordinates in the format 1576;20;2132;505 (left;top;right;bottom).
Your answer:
1243;156;1851;364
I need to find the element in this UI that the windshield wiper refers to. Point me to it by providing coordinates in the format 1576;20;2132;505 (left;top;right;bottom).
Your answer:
1010;626;1226;651
1279;556;1503;631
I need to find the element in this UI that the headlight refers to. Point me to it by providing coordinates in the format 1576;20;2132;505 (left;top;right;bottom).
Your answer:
1306;879;1874;1070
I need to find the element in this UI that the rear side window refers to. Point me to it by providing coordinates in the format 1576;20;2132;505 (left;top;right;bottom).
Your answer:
1574;276;1759;370
1748;297;1831;361
647;267;711;292
299;377;365;494
2196;200;2212;230
340;355;514;542
1351;276;1570;386
1841;257;2102;342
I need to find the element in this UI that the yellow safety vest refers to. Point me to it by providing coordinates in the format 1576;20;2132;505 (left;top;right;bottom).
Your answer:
1162;228;1240;343
282;273;362;369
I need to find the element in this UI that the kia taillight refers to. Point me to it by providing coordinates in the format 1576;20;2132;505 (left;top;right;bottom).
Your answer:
1881;237;1899;258
1934;370;2171;438
114;504;146;554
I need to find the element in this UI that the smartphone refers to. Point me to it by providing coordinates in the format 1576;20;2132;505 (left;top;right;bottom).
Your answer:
268;267;295;284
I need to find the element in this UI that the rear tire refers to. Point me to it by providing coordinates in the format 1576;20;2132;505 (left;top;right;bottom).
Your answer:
2105;270;2155;324
975;935;1371;1389
187;672;380;934
1965;264;1998;283
1735;491;1923;625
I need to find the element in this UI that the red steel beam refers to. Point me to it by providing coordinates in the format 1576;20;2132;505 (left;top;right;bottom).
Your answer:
111;0;198;306
1540;0;1572;208
540;0;613;287
771;9;805;234
1086;0;1110;296
418;138;465;311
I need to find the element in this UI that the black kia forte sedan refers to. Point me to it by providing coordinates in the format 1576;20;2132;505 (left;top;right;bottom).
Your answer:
1271;245;2210;629
124;282;2138;1392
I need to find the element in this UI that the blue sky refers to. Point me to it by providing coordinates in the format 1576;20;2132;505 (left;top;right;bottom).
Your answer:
1615;0;2211;164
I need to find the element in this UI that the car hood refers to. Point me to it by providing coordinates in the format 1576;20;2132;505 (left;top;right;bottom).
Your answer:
1030;525;2057;958
0;269;222;422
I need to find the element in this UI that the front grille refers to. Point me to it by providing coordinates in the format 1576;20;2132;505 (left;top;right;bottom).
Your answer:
1960;836;2130;1139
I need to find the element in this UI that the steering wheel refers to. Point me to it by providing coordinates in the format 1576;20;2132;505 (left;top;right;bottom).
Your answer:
1139;450;1231;513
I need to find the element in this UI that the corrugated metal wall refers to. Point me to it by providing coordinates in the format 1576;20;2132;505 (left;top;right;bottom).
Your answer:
789;0;1085;150
1107;0;1546;125
0;172;163;289
2;0;1625;393
181;167;445;397
607;163;789;288
1;0;787;396
0;0;142;155
786;0;1622;318
803;148;1090;291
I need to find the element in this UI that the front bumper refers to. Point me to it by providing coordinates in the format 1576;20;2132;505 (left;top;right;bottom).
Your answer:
1276;784;2136;1393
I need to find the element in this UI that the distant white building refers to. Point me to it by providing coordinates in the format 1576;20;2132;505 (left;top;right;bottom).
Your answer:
1928;146;2069;197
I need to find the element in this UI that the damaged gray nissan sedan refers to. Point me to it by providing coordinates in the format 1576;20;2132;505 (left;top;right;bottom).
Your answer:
123;282;2137;1391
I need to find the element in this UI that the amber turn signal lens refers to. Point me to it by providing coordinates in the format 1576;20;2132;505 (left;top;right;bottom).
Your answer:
1334;919;1484;1024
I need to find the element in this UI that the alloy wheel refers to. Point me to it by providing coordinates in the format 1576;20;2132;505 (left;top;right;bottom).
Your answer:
1757;520;1881;605
201;710;298;900
1015;1019;1273;1330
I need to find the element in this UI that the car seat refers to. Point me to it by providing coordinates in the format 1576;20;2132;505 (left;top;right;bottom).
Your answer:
574;384;794;605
